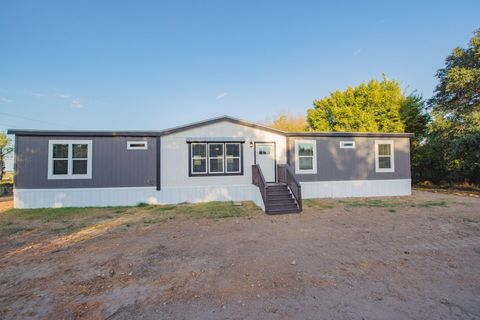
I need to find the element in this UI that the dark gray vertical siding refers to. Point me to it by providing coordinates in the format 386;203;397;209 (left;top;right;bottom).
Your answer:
287;136;411;181
15;136;157;189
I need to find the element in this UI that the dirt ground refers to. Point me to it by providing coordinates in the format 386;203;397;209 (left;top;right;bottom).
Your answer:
0;191;479;320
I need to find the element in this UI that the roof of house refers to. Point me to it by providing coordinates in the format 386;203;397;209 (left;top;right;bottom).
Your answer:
7;115;414;138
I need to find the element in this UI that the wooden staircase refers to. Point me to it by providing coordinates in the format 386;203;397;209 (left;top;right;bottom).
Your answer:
266;183;301;214
252;164;302;214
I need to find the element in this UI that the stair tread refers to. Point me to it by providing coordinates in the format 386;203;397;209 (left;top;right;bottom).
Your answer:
267;209;301;214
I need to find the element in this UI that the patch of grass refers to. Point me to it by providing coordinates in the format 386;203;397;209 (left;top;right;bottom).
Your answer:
1;226;32;235
304;199;335;210
176;201;247;219
137;202;149;207
462;217;480;224
388;209;396;213
2;207;98;222
51;223;86;235
141;204;177;212
339;199;401;208
0;201;261;238
415;201;448;208
142;216;175;225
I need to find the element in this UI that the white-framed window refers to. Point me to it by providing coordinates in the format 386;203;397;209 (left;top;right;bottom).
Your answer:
226;143;241;173
209;143;224;173
48;140;92;179
189;142;243;176
295;140;317;174
127;141;148;150
375;140;395;173
340;141;356;149
191;143;207;174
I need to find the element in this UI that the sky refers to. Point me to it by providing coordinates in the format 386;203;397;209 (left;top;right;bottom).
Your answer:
1;1;479;169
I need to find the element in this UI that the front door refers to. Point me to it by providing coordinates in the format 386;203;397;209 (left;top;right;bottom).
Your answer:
255;142;276;182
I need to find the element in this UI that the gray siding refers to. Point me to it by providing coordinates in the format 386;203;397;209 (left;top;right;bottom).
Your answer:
15;136;157;189
287;136;411;181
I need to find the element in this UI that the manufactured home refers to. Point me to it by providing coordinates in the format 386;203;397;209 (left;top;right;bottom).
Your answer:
8;116;412;213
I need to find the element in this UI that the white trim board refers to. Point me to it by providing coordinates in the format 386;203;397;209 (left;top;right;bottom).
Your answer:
13;185;265;209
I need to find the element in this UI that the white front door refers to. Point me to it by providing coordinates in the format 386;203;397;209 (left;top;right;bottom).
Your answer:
255;142;276;182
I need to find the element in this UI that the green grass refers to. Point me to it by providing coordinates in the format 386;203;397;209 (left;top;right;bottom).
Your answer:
0;201;261;237
303;199;335;210
339;199;401;208
411;201;448;208
1;206;125;222
304;198;450;211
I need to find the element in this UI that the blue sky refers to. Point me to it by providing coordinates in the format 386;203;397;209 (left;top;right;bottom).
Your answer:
1;0;479;136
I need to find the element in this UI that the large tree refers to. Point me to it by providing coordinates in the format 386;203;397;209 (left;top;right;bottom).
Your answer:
307;77;405;133
0;132;13;183
429;29;480;117
418;30;480;184
265;112;308;132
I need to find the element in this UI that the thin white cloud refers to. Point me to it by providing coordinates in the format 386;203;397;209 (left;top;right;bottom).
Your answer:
70;97;83;108
216;92;228;100
0;97;13;103
55;93;71;99
353;48;363;55
27;91;47;98
27;91;85;109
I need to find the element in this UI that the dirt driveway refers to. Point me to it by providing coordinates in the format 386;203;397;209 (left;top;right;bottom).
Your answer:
0;191;479;320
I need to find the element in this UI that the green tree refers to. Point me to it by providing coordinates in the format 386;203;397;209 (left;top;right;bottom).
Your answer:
399;93;432;182
265;112;308;132
418;29;480;184
399;93;430;146
0;132;14;183
307;77;405;133
430;29;480;117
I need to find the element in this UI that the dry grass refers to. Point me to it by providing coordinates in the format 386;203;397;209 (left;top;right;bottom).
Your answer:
0;201;261;238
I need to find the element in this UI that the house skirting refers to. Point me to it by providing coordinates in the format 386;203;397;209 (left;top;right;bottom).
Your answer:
13;185;265;210
13;179;410;209
301;179;411;198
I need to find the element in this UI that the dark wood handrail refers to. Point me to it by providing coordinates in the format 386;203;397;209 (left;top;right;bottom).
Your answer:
277;164;302;211
252;164;268;209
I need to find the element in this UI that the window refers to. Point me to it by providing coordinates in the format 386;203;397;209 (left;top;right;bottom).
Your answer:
191;143;207;174
209;143;224;173
189;142;243;176
375;140;395;172
226;143;241;173
340;141;356;149
48;140;92;179
127;141;148;150
295;140;317;174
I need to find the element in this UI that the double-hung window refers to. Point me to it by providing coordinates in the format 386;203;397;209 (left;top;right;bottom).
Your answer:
375;140;395;172
226;143;241;173
295;140;317;174
190;142;243;176
209;143;224;173
48;140;92;179
191;143;208;174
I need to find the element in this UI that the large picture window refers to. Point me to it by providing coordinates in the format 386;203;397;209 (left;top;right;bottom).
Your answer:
190;142;243;176
295;140;317;174
375;140;395;173
48;140;92;179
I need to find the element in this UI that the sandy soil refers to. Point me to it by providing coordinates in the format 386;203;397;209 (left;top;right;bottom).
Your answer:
0;191;479;320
